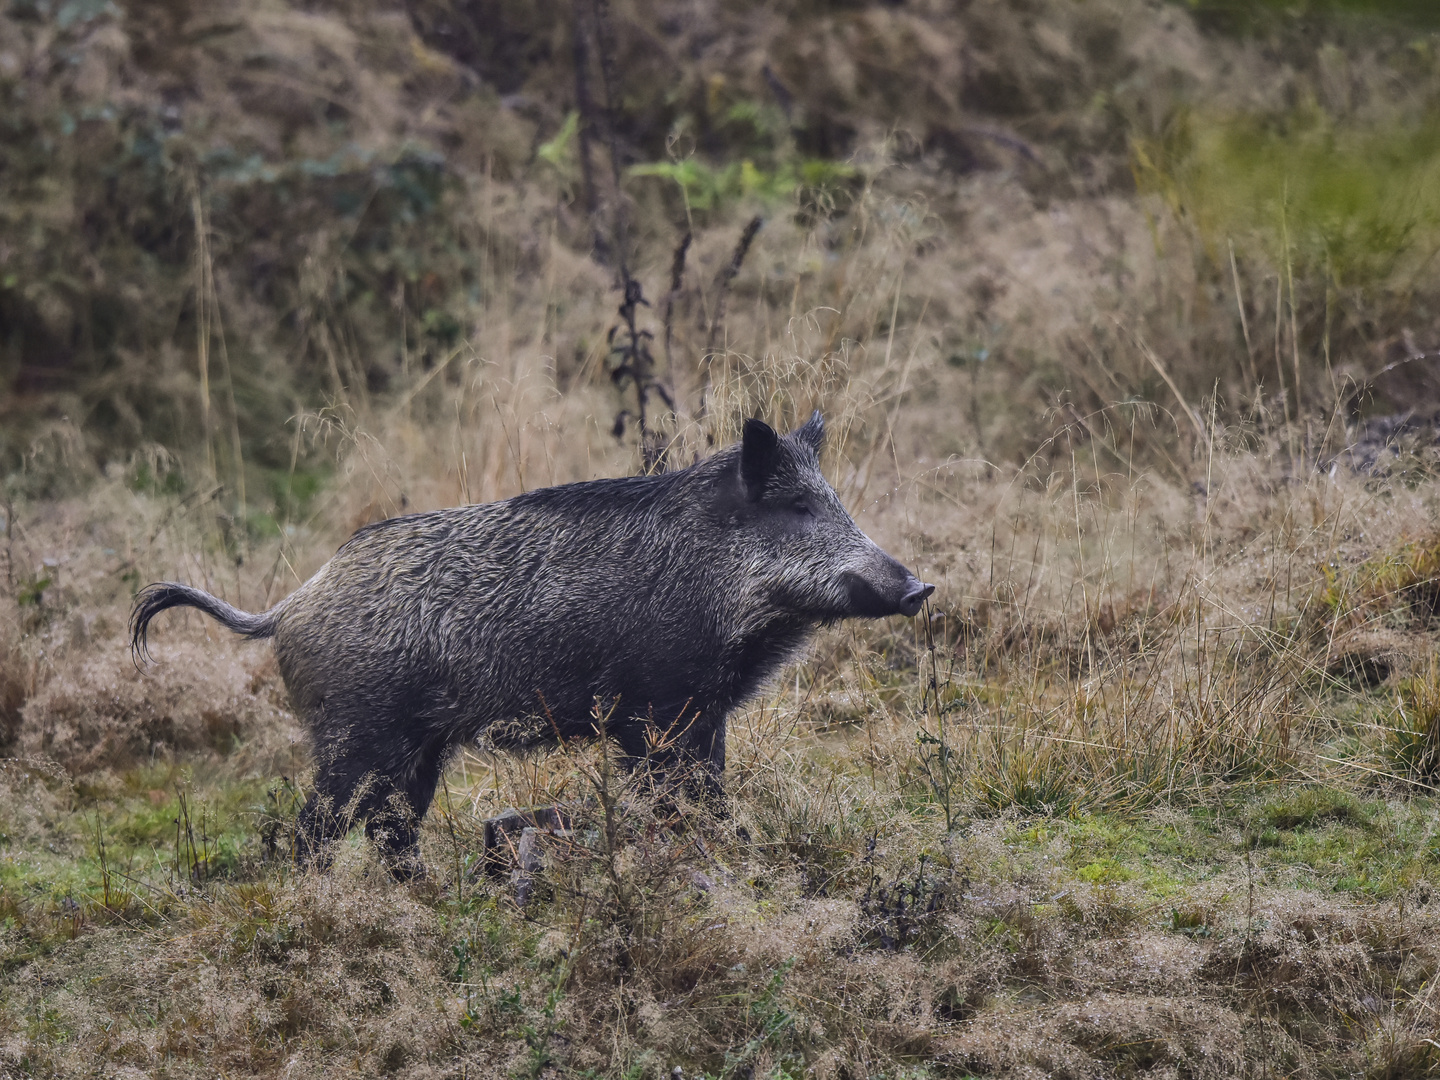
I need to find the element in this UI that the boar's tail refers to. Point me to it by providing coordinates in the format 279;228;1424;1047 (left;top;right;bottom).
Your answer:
130;582;280;663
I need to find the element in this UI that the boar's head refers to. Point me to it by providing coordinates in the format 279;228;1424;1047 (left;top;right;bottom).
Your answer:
726;412;934;621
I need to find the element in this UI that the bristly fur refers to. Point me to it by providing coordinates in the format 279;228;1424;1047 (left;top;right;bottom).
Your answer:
130;413;931;876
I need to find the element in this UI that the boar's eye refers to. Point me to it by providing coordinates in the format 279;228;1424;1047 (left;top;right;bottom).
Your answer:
792;499;813;517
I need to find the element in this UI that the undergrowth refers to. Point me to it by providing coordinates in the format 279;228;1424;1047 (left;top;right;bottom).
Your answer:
5;400;1440;1075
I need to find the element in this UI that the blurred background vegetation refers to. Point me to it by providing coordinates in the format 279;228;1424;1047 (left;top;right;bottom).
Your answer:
3;0;1440;503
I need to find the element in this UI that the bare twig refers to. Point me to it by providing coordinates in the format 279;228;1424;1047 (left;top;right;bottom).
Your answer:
570;0;600;232
662;229;692;399
706;215;764;353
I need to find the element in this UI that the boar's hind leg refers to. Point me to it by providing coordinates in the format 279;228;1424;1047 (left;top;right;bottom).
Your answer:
296;736;448;881
294;757;370;872
363;741;448;881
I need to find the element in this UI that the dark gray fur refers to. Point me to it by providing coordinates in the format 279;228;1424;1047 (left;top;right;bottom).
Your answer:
131;414;933;875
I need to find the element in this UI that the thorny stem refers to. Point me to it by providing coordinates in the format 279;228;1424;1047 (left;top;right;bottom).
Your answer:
662;230;692;403
706;215;764;354
589;0;628;266
569;0;599;229
584;0;683;472
608;277;673;471
917;595;957;831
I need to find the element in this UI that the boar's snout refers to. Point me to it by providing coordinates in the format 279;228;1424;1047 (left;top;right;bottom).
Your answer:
841;559;935;619
897;578;936;617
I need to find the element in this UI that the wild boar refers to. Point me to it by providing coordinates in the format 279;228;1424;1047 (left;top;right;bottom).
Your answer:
131;414;933;876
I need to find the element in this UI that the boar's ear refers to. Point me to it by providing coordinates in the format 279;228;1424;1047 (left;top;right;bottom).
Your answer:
740;418;780;501
795;411;824;453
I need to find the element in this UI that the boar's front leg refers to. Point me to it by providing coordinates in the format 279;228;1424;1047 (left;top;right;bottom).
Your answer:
612;707;727;811
679;713;727;810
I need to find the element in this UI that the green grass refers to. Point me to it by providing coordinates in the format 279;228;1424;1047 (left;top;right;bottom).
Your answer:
997;791;1440;903
0;763;282;908
10;764;1431;951
1135;106;1440;290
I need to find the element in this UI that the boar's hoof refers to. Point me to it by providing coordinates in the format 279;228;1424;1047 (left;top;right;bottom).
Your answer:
382;850;428;884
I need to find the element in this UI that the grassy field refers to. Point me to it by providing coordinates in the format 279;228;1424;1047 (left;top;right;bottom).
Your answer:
5;0;1440;1077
